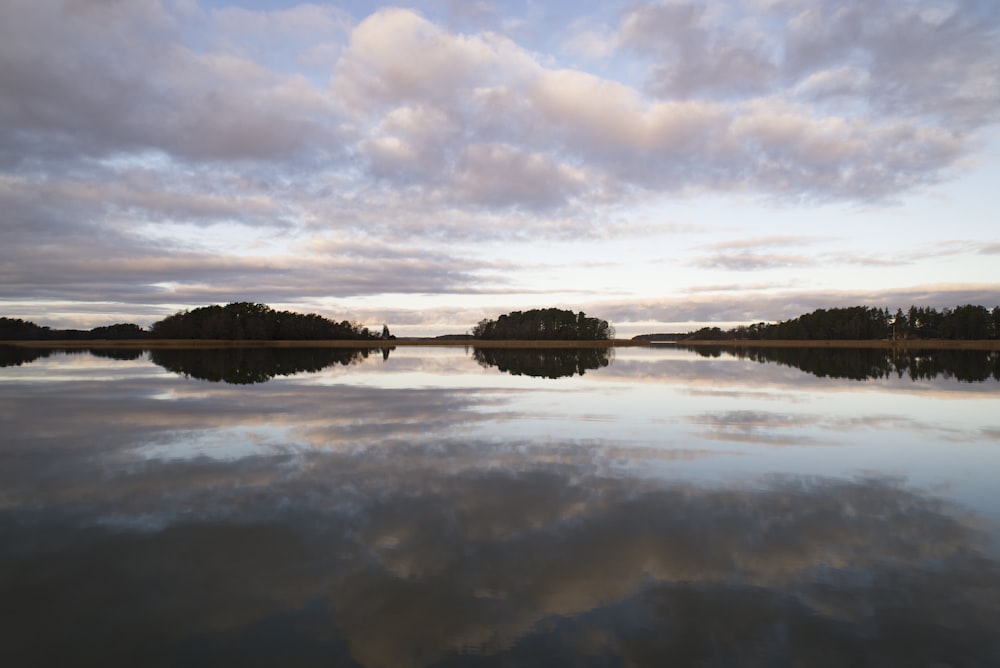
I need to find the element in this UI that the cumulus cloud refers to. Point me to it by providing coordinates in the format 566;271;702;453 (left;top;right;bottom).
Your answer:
620;1;780;98
0;1;342;166
0;0;997;327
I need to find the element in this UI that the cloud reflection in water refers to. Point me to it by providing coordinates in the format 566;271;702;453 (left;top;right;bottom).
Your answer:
1;349;999;666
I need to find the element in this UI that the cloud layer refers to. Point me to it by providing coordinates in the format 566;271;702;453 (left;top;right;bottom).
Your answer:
1;0;998;329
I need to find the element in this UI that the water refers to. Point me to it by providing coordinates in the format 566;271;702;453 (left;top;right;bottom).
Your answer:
2;345;999;666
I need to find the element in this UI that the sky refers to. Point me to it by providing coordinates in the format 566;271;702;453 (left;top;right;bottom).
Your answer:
1;0;998;337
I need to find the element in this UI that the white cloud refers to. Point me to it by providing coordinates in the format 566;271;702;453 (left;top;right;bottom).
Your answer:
0;1;997;330
332;8;535;111
455;143;588;209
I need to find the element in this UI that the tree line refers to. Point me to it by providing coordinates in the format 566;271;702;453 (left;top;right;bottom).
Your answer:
0;318;148;341
472;309;613;340
682;305;1000;341
1;302;390;341
148;302;386;340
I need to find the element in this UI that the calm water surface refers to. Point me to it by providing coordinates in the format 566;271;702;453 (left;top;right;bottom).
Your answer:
2;345;999;666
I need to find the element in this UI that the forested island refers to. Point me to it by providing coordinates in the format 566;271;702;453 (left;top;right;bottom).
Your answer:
673;305;1000;342
0;302;388;342
472;308;613;340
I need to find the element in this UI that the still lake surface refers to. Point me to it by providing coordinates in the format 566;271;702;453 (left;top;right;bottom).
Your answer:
2;345;999;666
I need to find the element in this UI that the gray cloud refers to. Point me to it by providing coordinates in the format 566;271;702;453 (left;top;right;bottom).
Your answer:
0;1;997;328
694;252;814;271
620;2;780;98
592;285;1000;330
618;0;1000;131
783;0;1000;128
3;1;994;203
0;1;342;167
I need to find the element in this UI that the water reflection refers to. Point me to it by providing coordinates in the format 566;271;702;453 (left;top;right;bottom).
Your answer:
686;345;1000;382
3;440;997;665
150;346;391;384
0;344;50;367
1;349;999;666
0;345;145;367
472;346;613;378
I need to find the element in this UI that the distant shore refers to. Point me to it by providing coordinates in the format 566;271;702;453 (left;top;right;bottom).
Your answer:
4;338;1000;350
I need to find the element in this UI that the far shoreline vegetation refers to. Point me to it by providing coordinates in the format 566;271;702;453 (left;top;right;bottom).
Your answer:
2;302;1000;350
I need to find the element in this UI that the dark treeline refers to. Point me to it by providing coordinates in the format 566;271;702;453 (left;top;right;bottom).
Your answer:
687;345;1000;383
0;318;148;341
1;303;388;341
473;347;613;378
473;309;613;340
149;302;384;340
150;346;388;384
684;305;1000;341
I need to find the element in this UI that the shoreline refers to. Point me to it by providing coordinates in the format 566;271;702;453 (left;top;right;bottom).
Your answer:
3;338;1000;350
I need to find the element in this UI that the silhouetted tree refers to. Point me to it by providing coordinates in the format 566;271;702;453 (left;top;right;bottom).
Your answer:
149;302;380;340
679;304;999;342
472;309;613;340
90;323;149;340
0;317;50;340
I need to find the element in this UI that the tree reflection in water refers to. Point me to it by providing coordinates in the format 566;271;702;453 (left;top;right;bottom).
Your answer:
687;346;1000;382
472;346;613;378
150;346;391;384
0;345;143;367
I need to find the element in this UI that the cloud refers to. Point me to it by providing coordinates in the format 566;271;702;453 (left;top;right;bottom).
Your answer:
332;7;535;111
703;235;835;251
694;252;814;271
454;143;589;209
590;284;1000;329
620;1;779;99
688;237;989;273
0;0;340;166
0;1;998;329
327;4;988;209
783;0;1000;127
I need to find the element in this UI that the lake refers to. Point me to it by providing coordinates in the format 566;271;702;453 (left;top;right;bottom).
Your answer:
2;345;999;666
